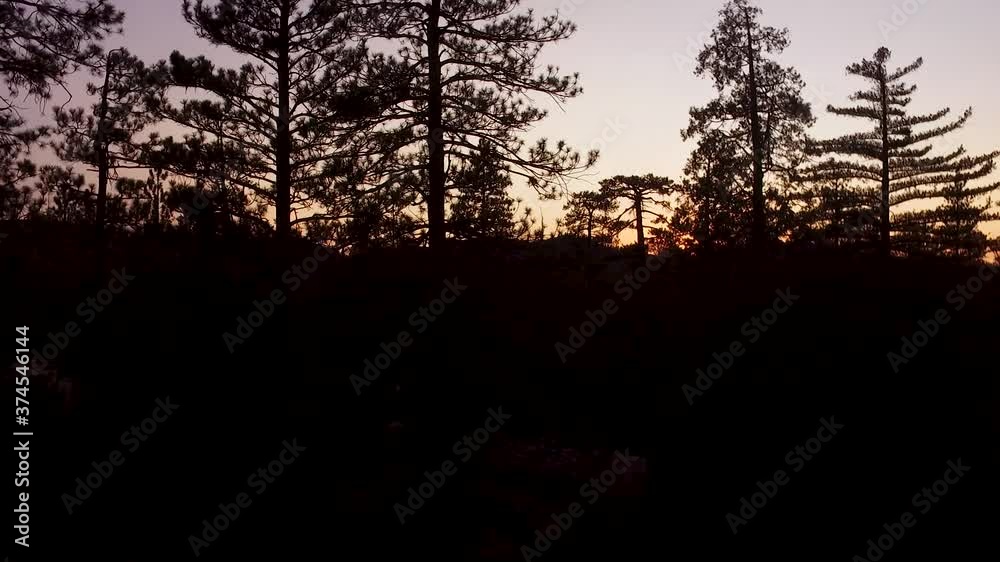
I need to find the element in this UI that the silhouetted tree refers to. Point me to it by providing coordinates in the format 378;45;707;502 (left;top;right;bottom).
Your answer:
803;48;1000;257
1;0;123;148
559;190;623;246
33;165;113;224
332;180;422;252
658;131;750;253
115;167;170;231
155;0;367;238
791;181;880;249
0;133;38;219
51;48;165;235
358;0;596;249
684;0;813;248
450;142;536;240
599;174;672;254
893;171;997;261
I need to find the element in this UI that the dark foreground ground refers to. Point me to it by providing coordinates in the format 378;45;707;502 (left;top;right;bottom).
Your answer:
3;227;997;561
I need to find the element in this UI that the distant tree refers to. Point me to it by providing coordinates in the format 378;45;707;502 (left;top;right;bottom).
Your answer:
791;181;880;249
357;0;596;249
33;166;105;224
893;171;998;261
154;0;368;238
684;0;814;248
658;131;750;253
114;167;171;231
803;48;1000;257
51;48;165;235
599;174;672;254
559;190;623;247
0;131;38;219
449;142;536;241
332;180;422;252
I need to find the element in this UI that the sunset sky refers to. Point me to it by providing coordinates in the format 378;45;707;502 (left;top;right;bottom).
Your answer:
30;0;1000;237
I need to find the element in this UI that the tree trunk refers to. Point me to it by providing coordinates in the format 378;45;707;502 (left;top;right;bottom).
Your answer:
745;12;766;250
635;193;646;256
634;192;645;255
426;0;446;250
879;69;892;257
274;0;292;238
95;53;114;239
587;211;593;246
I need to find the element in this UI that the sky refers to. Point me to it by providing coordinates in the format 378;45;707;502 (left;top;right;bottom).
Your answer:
27;0;1000;237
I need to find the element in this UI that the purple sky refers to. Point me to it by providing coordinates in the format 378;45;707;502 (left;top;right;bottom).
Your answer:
37;0;1000;235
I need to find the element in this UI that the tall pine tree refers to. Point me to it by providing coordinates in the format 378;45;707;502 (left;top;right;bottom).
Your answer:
803;48;999;257
155;0;368;238
357;0;595;249
684;0;813;249
52;48;165;235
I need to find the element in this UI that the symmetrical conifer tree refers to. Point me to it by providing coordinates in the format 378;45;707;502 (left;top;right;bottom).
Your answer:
896;171;998;260
803;48;999;256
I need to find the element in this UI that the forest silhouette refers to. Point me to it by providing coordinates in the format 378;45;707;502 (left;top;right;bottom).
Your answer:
2;1;997;561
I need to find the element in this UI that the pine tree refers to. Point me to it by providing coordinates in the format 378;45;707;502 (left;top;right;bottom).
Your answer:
155;0;368;238
659;130;751;253
357;0;596;249
559;190;623;247
51;49;165;235
683;0;813;249
449;142;534;241
0;133;37;220
791;181;880;250
803;47;1000;257
599;174;672;255
1;0;124;148
33;165;108;224
897;171;998;261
